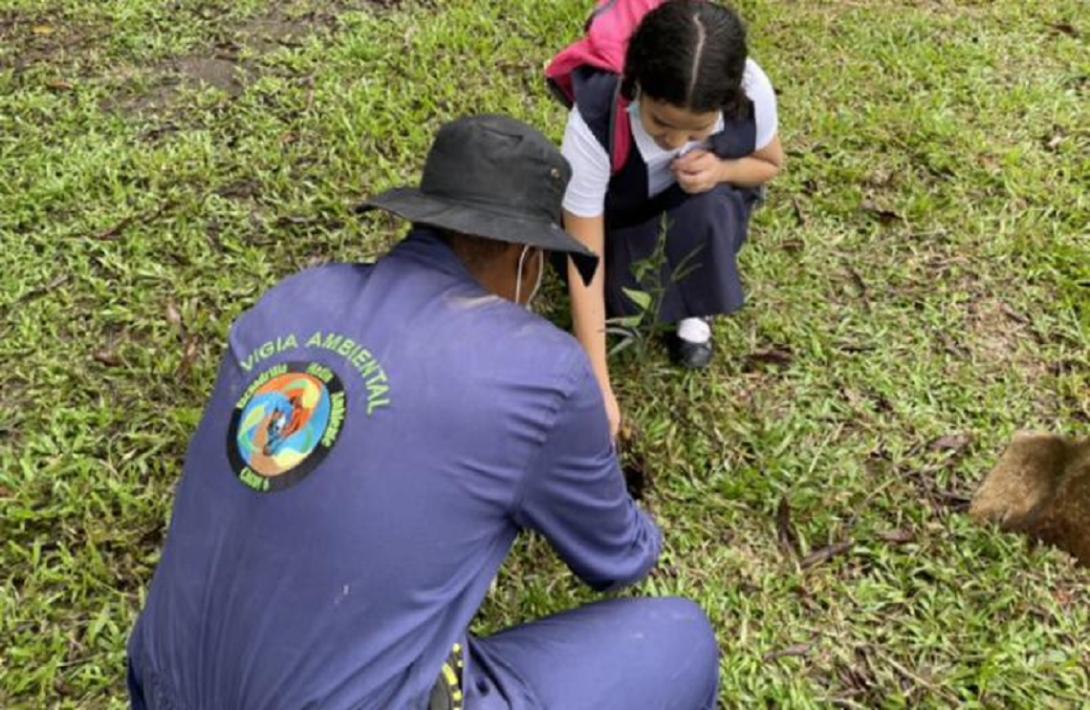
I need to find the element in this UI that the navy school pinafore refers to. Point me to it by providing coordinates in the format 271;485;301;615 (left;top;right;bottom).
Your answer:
572;69;762;322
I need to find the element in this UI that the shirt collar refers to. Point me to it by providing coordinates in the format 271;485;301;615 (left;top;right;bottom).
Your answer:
389;226;479;283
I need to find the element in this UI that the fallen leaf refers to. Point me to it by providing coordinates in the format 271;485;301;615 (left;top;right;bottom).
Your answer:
776;498;801;557
47;79;74;92
744;348;794;370
800;539;853;570
273;214;346;231
845;267;867;295
781;237;805;254
938;332;970;359
935;490;971;511
92;349;122;367
165;301;183;331
176;337;200;378
1000;302;1030;324
791;197;807;227
929;433;972;454
876;528;915;545
871;391;894;413
763;642;814;662
1049;359;1086;376
216;179;260;199
276;215;311;226
861;200;902;225
865;168;893;188
844;266;870;311
651;564;679;580
93;215;134;240
1050;22;1080;38
141;123;180;141
840;656;877;696
32;24;54;35
836;342;875;354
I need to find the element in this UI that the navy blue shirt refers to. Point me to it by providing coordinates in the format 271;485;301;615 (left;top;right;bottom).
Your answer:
129;228;661;709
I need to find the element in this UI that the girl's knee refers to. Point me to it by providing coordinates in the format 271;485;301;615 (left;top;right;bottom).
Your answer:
673;185;724;214
669;186;748;230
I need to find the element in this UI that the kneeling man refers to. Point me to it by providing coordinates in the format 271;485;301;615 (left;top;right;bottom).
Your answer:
127;115;719;710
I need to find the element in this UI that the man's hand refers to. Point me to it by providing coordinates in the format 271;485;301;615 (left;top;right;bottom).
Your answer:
672;150;729;194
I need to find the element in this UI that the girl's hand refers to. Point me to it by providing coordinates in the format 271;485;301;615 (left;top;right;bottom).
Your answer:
672;150;728;194
603;385;622;443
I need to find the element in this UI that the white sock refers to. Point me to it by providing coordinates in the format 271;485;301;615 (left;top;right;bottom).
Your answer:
677;317;711;344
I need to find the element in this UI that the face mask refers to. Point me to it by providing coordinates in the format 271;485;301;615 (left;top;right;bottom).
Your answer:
514;244;544;309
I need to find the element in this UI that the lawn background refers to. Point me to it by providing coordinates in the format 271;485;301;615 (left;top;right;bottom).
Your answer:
1;0;1088;706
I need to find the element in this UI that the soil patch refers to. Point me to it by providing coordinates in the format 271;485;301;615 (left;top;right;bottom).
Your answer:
235;6;337;52
174;55;252;97
107;0;402;116
963;298;1034;367
0;10;102;72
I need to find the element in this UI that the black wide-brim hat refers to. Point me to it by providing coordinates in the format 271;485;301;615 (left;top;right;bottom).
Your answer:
357;115;599;285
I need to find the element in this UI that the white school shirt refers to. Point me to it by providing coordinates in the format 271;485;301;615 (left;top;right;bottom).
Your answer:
561;58;778;218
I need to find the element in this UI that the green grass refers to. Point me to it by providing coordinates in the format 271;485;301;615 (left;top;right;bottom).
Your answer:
2;0;1088;706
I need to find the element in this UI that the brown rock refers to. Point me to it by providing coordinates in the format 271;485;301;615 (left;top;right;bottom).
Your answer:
970;432;1090;565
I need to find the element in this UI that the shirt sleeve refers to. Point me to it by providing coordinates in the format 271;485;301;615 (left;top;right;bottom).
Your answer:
743;59;779;151
513;359;662;591
560;107;611;218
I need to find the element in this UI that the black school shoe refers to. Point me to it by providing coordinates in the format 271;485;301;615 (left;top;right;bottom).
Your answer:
666;321;715;370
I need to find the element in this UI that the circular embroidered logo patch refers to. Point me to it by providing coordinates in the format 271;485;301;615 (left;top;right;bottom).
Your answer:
227;362;347;492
